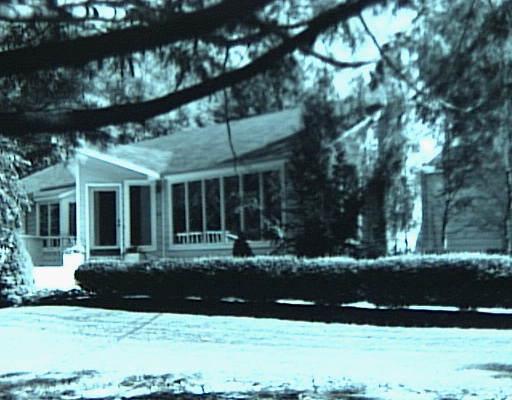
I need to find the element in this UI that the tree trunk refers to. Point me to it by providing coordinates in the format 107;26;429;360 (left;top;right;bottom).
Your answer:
441;197;450;252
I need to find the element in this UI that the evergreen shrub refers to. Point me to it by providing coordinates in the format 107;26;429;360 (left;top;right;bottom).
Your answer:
74;253;512;308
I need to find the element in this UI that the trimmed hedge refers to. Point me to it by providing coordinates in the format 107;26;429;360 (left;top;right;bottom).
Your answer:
74;254;512;308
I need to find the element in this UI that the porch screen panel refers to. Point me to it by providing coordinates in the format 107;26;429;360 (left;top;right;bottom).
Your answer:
224;175;240;236
69;203;77;237
129;186;151;246
39;204;48;236
263;170;282;239
50;204;60;236
172;183;186;242
205;178;221;231
94;191;116;246
243;173;261;240
188;180;203;234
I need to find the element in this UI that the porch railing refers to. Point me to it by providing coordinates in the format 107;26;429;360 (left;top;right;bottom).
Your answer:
175;231;237;245
41;236;77;249
20;235;77;266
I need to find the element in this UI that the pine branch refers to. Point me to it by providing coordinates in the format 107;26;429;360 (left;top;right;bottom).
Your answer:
0;0;385;136
0;0;273;77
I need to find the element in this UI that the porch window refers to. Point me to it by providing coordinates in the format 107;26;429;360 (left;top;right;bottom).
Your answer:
243;173;261;240
39;203;60;247
188;180;203;233
128;184;154;248
170;168;283;245
172;183;186;242
69;202;77;237
205;178;221;232
223;175;240;237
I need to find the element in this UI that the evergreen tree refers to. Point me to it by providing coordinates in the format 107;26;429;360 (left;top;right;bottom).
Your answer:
287;75;361;257
0;137;33;305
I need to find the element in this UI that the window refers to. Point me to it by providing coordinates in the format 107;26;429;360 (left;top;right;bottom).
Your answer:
39;203;60;247
224;175;240;236
129;185;152;247
243;173;261;240
188;180;203;233
39;203;60;237
205;178;221;231
170;168;283;245
69;202;77;237
172;183;186;242
262;171;282;240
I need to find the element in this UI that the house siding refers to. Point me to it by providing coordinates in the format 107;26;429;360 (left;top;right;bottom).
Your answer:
418;170;505;253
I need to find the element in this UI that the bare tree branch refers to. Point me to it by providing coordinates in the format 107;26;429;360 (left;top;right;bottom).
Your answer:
0;0;273;77
252;14;374;70
0;0;385;135
359;13;483;114
304;49;375;69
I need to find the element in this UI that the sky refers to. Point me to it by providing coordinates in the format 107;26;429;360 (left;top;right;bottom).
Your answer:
327;5;417;94
324;5;439;164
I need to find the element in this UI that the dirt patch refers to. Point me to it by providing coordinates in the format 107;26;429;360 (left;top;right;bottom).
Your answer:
467;363;512;380
0;370;97;400
0;370;379;400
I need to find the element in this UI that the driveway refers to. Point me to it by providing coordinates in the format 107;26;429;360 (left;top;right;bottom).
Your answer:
1;306;511;399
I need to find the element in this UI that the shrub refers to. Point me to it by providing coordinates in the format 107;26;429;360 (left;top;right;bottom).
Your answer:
75;253;512;308
0;138;33;306
75;256;360;304
0;233;34;306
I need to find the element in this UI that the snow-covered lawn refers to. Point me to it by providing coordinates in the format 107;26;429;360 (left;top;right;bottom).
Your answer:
33;266;79;291
1;306;511;399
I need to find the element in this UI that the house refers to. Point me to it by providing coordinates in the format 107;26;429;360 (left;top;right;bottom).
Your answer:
416;158;507;253
20;108;303;266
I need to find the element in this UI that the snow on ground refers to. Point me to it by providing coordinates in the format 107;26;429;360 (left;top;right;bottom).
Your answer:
1;306;512;399
33;266;79;291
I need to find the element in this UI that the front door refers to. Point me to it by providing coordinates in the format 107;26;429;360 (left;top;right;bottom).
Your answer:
89;186;121;254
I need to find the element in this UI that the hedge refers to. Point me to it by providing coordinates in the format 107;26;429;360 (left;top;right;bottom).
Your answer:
74;253;512;308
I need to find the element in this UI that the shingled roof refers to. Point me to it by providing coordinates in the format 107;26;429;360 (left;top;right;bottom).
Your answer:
20;108;303;192
21;162;75;194
105;107;302;175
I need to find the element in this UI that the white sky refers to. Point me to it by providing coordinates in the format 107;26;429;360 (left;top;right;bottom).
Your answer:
327;6;417;94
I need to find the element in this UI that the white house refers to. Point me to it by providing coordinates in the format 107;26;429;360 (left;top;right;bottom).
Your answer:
21;108;301;266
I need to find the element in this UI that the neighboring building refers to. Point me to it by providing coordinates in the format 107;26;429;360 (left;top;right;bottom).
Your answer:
417;160;507;253
21;109;303;266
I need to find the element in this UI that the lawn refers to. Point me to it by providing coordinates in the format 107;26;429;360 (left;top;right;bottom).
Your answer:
1;305;512;399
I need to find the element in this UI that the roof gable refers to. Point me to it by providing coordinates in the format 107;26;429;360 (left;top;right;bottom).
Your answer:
21;163;75;194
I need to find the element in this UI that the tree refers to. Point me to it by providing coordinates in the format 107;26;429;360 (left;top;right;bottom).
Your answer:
0;137;33;305
403;0;512;252
386;175;414;253
0;0;394;136
0;0;412;297
212;55;305;121
287;74;361;257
